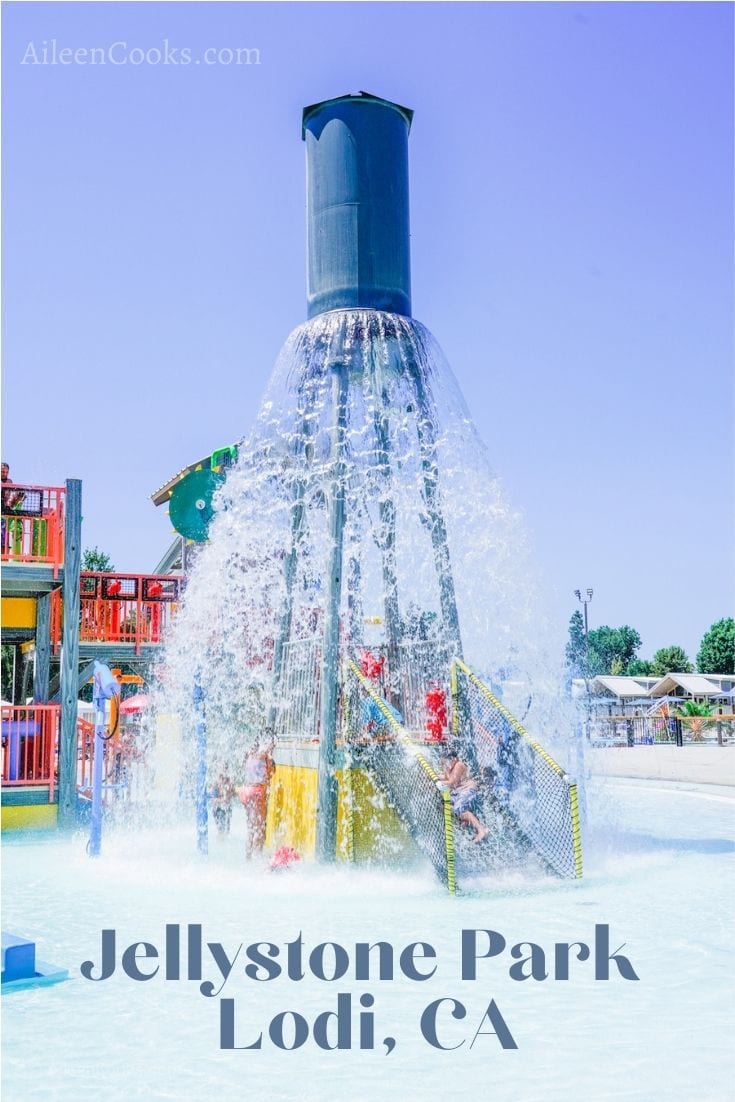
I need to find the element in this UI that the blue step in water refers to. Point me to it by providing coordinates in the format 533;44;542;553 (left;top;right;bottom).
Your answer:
1;931;69;993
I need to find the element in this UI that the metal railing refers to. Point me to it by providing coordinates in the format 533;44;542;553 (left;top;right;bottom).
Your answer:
590;714;735;747
272;638;455;745
348;641;454;739
76;714;150;803
1;484;65;575
681;714;735;745
344;661;456;892
396;640;454;735
77;716;112;792
590;715;677;746
274;638;322;741
77;717;100;793
1;704;59;799
53;573;182;655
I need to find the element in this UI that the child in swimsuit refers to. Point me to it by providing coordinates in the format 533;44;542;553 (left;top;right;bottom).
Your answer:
238;744;274;858
439;750;489;843
211;773;234;836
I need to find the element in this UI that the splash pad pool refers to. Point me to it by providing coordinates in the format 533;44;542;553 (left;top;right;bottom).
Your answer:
4;93;733;1101
3;779;733;1100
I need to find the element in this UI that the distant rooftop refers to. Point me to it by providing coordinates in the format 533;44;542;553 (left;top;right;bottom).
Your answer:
590;676;658;698
150;454;214;507
584;673;735;701
649;673;733;697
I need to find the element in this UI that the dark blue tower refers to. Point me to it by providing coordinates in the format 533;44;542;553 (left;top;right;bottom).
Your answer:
302;91;413;319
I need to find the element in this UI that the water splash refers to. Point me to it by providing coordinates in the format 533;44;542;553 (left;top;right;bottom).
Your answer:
158;309;569;804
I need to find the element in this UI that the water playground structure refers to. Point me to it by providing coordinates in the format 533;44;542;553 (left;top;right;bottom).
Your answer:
157;92;583;892
1;94;582;892
1;485;182;832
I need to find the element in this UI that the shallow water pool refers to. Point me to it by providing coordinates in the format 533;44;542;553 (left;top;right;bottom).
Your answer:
3;778;734;1101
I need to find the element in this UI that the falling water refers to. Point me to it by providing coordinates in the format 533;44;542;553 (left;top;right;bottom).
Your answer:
157;309;568;803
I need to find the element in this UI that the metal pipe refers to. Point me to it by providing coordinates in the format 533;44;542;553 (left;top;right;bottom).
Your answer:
316;360;349;861
371;390;403;699
347;555;363;645
193;671;208;854
405;359;463;659
268;404;315;730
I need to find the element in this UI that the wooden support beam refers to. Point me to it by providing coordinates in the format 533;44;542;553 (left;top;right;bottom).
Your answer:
50;659;96;704
33;593;51;702
58;479;82;829
408;359;463;660
0;564;63;594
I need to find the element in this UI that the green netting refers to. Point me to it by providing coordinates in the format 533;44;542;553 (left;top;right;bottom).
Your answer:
344;662;456;893
451;660;582;879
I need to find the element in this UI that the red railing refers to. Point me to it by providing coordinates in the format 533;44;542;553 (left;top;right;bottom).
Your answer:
1;705;59;799
1;484;65;576
52;573;182;655
50;587;63;656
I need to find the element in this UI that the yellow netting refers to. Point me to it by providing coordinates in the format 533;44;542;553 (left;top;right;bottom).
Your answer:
343;661;456;893
451;659;582;879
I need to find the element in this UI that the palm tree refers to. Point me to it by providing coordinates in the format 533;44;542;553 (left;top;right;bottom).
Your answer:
676;700;717;742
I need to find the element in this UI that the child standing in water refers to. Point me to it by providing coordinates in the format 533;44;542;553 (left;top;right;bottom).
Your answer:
211;773;235;836
238;741;274;858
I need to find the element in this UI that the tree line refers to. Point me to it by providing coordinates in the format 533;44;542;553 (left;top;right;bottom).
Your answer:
565;614;735;678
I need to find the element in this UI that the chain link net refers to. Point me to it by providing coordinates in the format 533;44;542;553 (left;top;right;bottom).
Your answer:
344;662;456;892
452;660;582;879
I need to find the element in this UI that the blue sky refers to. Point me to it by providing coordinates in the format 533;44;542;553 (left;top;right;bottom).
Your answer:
3;2;733;661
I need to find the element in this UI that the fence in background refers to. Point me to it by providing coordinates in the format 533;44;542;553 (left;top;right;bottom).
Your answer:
1;704;60;798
